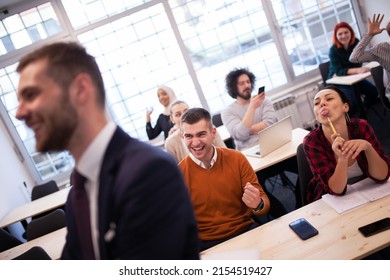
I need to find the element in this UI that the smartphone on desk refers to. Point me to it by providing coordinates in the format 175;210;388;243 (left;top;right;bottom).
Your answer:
289;218;319;240
258;86;265;95
358;217;390;237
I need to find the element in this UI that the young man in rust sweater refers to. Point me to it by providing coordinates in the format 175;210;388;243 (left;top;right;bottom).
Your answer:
179;107;270;251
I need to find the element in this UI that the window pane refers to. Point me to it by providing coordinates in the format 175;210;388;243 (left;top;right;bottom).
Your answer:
0;22;7;36
10;30;32;49
21;8;41;27
3;14;24;33
171;0;286;113
62;0;153;29
0;3;61;55
273;0;357;75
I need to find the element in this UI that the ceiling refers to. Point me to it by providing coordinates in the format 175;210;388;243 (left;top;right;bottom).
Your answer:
0;0;24;11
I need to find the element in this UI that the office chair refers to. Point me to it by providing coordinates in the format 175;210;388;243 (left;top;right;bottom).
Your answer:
13;246;51;260
31;180;61;220
31;180;59;201
370;65;390;113
318;61;330;86
296;143;313;207
212;113;223;127
21;180;62;239
0;228;23;252
25;209;66;241
212;113;236;149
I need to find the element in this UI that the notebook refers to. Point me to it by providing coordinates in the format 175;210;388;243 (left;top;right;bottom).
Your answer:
248;115;293;158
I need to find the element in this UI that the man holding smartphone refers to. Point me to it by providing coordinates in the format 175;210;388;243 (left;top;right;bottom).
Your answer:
221;68;277;151
221;68;298;219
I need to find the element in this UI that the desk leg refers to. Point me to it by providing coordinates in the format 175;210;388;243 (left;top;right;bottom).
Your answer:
352;83;367;119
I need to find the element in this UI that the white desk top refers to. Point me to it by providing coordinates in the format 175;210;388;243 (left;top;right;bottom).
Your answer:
201;192;390;260
326;72;371;86
242;128;309;172
0;187;71;228
326;61;379;86
0;227;66;260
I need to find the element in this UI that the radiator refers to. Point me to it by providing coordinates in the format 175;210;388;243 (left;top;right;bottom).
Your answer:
272;94;303;128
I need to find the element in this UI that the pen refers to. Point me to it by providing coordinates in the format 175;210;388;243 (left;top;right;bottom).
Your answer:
327;117;337;134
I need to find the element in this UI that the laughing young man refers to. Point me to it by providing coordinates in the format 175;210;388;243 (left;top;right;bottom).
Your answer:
178;107;270;251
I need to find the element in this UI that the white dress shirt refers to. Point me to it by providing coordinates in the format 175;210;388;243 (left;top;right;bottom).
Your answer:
76;121;116;259
188;145;218;169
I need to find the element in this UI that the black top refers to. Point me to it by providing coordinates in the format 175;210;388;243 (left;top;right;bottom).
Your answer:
328;39;362;78
146;113;173;140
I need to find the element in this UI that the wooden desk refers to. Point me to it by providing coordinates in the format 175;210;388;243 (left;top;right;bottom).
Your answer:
0;187;71;228
0;227;66;260
242;128;309;172
201;194;390;260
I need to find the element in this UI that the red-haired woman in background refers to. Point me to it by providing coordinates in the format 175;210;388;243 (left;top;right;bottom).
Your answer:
327;22;378;118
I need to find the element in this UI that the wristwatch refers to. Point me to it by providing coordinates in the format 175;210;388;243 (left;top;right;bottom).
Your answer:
253;199;264;211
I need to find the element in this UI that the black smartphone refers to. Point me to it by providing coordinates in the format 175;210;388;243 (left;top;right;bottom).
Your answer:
289;218;319;240
258;86;265;95
358;217;390;237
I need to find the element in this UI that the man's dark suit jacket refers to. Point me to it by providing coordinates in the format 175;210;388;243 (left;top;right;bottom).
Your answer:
61;127;199;259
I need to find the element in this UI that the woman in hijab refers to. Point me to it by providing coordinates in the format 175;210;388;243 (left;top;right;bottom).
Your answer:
146;85;177;140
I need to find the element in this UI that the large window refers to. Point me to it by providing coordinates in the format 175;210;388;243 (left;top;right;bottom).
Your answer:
0;2;61;54
77;3;202;140
273;0;357;75
0;0;361;184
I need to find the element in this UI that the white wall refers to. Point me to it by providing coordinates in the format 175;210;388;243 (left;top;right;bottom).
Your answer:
0;119;33;221
359;0;390;44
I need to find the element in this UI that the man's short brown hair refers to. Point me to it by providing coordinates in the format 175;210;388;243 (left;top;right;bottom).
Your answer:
17;41;105;107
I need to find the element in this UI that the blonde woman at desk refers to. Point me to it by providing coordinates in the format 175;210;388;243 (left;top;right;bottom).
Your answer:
303;86;390;203
165;100;226;163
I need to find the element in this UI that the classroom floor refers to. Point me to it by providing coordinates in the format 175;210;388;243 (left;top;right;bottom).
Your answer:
262;101;390;220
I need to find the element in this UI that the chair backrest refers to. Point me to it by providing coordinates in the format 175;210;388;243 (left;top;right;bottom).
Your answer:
212;113;236;149
319;61;330;86
0;228;23;252
25;209;66;241
370;65;390;111
212;113;223;127
296;143;313;207
31;180;59;201
13;246;51;260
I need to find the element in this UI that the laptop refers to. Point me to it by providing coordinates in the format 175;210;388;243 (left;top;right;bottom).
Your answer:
248;115;293;158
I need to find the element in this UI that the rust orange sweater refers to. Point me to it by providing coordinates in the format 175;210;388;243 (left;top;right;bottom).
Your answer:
179;147;270;241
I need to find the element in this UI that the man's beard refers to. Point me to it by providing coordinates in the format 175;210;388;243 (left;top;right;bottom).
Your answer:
36;96;78;153
237;87;253;100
